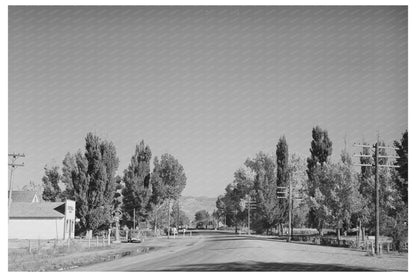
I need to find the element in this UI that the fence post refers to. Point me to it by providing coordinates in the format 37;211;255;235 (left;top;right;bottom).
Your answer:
96;236;98;247
102;235;105;246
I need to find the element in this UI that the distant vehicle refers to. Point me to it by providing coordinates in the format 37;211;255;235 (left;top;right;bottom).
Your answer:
128;229;143;243
196;222;205;229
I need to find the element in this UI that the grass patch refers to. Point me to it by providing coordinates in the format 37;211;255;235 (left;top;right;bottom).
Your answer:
8;239;156;271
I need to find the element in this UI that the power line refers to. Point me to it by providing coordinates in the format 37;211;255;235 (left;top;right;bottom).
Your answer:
8;153;25;219
353;141;398;255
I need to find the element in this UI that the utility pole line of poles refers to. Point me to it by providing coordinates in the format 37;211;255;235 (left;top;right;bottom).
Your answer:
279;172;300;242
8;153;25;219
276;185;288;238
287;178;292;242
353;140;398;255
245;194;256;236
133;209;136;230
248;196;250;235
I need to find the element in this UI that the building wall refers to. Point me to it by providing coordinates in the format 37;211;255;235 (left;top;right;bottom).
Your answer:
64;200;76;239
9;218;65;240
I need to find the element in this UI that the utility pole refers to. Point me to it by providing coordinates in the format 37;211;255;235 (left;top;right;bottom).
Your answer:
167;198;171;239
353;141;398;255
133;209;136;230
245;194;256;236
248;196;250;235
287;178;292;242
374;142;379;254
277;185;287;237
8;153;25;219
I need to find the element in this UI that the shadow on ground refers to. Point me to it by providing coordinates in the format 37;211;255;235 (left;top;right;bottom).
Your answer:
160;261;377;271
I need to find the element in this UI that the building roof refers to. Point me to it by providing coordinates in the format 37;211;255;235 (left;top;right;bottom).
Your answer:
10;202;65;218
9;191;39;203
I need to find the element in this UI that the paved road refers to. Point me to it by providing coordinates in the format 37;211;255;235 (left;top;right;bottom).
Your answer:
75;231;407;271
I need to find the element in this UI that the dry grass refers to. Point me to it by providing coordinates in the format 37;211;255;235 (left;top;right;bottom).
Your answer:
8;239;152;271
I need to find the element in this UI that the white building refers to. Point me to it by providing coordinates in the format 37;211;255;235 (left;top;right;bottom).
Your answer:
8;192;76;240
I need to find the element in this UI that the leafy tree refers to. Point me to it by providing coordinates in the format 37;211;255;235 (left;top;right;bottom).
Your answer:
171;203;190;228
148;156;166;232
306;126;333;179
245;152;275;184
112;176;123;227
306;126;332;230
276;136;289;188
276;136;290;232
220;181;249;233
62;133;119;234
151;154;187;233
42;165;62;202
122;140;152;227
330;151;363;240
288;154;309;228
212;209;222;229
390;130;408;250
215;195;227;226
61;151;89;234
254;172;282;234
170;200;189;228
307;154;362;238
147;201;169;232
394;130;408;204
195;210;210;228
245;152;283;234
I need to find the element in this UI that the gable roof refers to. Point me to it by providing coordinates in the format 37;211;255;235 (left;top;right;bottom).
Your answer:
9;202;65;218
9;191;39;203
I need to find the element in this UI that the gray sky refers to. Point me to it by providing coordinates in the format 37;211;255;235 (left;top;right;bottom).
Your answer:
9;6;407;197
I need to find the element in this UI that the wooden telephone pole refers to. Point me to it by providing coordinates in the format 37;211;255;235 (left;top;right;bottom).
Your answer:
8;153;25;219
245;194;256;235
277;184;289;240
353;140;398;255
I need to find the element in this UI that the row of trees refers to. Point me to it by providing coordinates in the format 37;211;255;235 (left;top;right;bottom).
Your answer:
38;133;187;235
216;126;408;250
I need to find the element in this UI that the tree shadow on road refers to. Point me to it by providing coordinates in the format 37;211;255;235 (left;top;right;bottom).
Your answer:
160;261;380;271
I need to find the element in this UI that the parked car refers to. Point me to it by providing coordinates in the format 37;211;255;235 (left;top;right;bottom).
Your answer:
196;222;205;229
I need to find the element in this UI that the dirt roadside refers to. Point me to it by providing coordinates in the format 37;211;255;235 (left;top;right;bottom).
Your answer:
9;236;203;271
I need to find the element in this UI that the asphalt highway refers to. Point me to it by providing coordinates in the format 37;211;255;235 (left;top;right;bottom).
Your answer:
74;230;407;271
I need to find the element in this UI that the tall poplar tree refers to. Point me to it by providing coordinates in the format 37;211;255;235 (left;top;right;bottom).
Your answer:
122;140;152;227
62;133;119;234
306;126;332;231
276;136;289;232
394;130;408;204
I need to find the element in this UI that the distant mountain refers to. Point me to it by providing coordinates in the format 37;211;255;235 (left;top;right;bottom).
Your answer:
179;195;217;221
